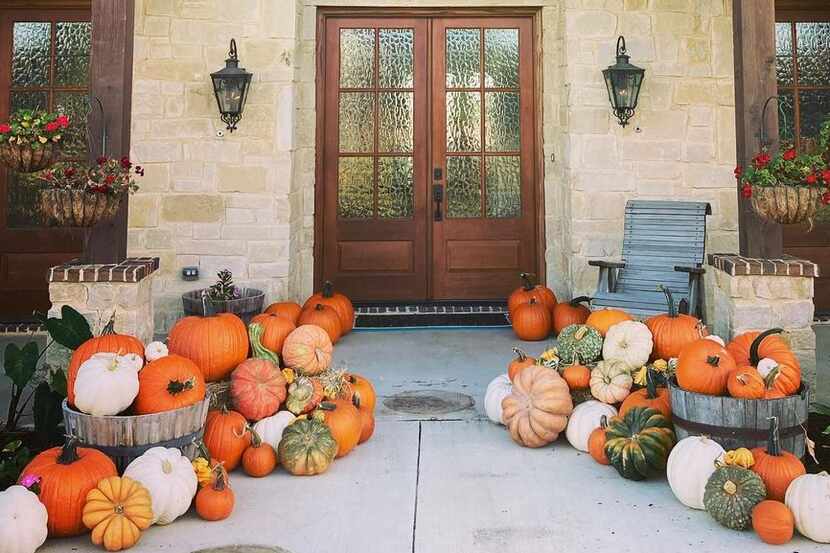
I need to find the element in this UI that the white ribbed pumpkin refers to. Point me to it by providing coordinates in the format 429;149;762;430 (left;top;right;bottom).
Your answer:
667;436;725;509
253;410;297;450
589;359;633;404
484;374;512;425
123;447;197;525
602;320;653;369
565;400;617;452
703;335;725;347
144;341;169;362
73;352;142;416
785;471;830;543
0;485;48;553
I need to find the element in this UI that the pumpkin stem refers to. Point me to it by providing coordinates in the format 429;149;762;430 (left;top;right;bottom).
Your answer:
706;355;721;367
167;378;194;395
766;416;782;456
658;285;677;318
763;365;780;391
519;272;535;291
599;415;608;430
57;437;81;465
249;425;263;448
749;328;784;366
232;424;250;440
248;322;281;366
317;401;336;411
195;440;211;460
512;347;529;363
322;280;335;298
645;367;658;399
570;296;592;307
212;464;227;491
100;311;117;336
722;480;737;495
574;326;588;341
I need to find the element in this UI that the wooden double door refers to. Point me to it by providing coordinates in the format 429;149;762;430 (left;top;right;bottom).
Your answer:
319;14;538;302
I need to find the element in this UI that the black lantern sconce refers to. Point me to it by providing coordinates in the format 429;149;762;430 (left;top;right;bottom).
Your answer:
210;39;252;132
602;36;645;128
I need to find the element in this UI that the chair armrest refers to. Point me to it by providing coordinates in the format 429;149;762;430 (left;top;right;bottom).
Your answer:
674;265;705;275
589;260;626;269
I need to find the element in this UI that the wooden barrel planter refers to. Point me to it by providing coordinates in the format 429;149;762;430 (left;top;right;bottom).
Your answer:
62;397;211;472
182;287;265;324
668;378;810;457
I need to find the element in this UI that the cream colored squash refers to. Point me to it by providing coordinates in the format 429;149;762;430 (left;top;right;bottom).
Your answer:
565;400;617;452
785;471;830;543
589;359;633;404
0;485;48;553
667;436;726;510
123;447;197;525
484;374;513;425
703;335;726;347
756;357;780;379
73;352;142;416
144;341;169;362
602;320;653;369
253;410;297;451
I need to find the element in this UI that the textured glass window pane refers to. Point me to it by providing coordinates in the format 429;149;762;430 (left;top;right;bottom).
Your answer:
378;157;413;218
485;92;520;152
447;92;481;152
12;22;51;87
340;29;374;88
486;156;521;218
6;172;43;228
338;157;374;218
446;156;481;218
379;29;413;89
11;91;48;112
56;22;92;86
798;90;830;138
796;23;830;86
778;90;795;143
379;92;413;152
55;92;91;159
446;29;480;88
484;29;519;88
339;93;374;153
776;23;794;86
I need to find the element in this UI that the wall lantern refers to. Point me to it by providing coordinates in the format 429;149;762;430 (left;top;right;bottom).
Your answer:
210;39;252;132
602;36;645;128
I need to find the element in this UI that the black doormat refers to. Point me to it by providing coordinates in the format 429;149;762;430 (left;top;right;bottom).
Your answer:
354;302;510;328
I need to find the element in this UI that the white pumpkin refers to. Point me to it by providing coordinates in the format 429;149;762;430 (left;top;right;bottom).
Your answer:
123;446;197;525
73;352;141;416
602;320;653;369
484;374;512;425
0;485;48;553
253;410;297;450
785;471;830;543
565;400;617;452
144;341;168;362
667;436;725;509
703;334;725;347
756;357;780;379
589;359;633;404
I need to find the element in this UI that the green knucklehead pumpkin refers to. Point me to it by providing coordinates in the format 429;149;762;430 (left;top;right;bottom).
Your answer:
277;418;338;476
604;407;676;481
557;324;603;364
704;464;767;530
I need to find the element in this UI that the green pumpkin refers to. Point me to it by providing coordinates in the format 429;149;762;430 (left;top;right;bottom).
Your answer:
557;324;603;364
604;407;676;481
277;418;337;476
703;465;766;530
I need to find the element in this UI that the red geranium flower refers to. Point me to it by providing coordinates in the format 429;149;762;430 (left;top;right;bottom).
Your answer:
734;165;743;179
56;115;70;129
806;173;818;186
64;167;76;178
752;152;771;169
822;169;830;183
782;148;797;161
96;156;108;165
741;183;752;198
823;191;830;205
0;124;11;134
120;156;132;169
105;174;116;185
45;121;59;132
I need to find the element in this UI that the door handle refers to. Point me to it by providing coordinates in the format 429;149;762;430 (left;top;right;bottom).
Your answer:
433;183;443;221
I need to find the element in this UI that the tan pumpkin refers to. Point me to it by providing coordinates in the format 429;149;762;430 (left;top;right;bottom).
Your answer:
282;325;333;376
589;359;633;404
501;365;573;448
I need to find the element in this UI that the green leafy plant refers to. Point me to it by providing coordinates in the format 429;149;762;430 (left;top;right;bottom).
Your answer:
206;269;241;301
0;108;69;148
0;440;31;491
813;403;830;436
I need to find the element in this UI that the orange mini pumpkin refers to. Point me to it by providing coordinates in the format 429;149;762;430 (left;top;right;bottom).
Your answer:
265;301;303;325
676;338;737;395
619;368;671;419
249;312;296;354
319;399;362;458
304;281;354;335
241;428;278;478
561;362;591;390
508;347;536;381
727;329;801;396
168;313;248;382
726;367;765;400
750;416;806;502
551;296;591;336
645;286;706;360
133;354;206;415
585;308;632;337
358;408;375;444
752;500;794;545
507;272;557;314
203;407;251;471
298;303;342;344
511;298;551;341
195;467;235;521
587;415;611;465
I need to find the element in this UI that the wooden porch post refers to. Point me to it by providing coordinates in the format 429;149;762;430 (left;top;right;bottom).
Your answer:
733;0;782;257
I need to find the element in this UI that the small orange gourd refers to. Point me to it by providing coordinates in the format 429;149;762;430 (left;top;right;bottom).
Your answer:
750;417;806;502
507;347;536;381
587;415;610;465
195;467;235;521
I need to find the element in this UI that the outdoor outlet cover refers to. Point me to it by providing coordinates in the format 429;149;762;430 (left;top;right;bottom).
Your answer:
182;266;199;281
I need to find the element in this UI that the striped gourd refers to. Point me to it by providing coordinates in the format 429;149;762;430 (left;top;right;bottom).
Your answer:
604;407;676;481
277;418;337;476
704;465;767;530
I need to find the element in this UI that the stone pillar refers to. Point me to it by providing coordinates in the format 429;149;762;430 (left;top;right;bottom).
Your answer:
47;257;159;344
704;254;818;391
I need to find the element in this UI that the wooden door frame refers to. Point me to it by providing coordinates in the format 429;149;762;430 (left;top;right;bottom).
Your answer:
313;7;545;297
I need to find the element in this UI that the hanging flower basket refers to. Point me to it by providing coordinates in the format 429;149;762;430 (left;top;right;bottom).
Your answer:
0;142;59;173
38;188;124;227
750;185;822;230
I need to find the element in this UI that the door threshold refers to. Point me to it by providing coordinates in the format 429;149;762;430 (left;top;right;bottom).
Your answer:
354;301;509;328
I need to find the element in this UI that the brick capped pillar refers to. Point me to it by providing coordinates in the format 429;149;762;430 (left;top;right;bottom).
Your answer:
704;254;818;391
47;257;159;344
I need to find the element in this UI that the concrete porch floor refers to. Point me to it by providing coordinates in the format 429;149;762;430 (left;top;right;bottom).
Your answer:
3;327;825;552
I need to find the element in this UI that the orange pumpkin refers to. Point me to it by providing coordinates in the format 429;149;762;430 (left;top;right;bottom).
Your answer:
358;409;375;444
750;416;806;502
168;313;248;382
195;467;235;521
304;281;354;335
587;415;610;465
66;321;144;407
752;500;794;545
19;439;118;537
133;354;206;415
203;407;251;471
282;325;333;376
619;368;671;419
507;272;557;314
298;303;342;344
348;373;376;412
676;338;737;395
551;296;591;335
561;362;591;390
585;308;632;337
319;399;362;458
230;358;287;421
249;312;295;354
645;286;706;360
764;388;786;399
241;428;278;477
507;347;536;381
511;298;551;341
727;329;801;396
726;367;765;399
265;301;303;325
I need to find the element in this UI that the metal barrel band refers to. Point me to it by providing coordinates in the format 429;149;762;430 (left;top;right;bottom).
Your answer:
74;429;204;458
672;415;806;441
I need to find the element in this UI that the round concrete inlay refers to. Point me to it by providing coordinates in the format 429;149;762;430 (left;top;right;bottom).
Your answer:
383;390;474;415
192;547;292;553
